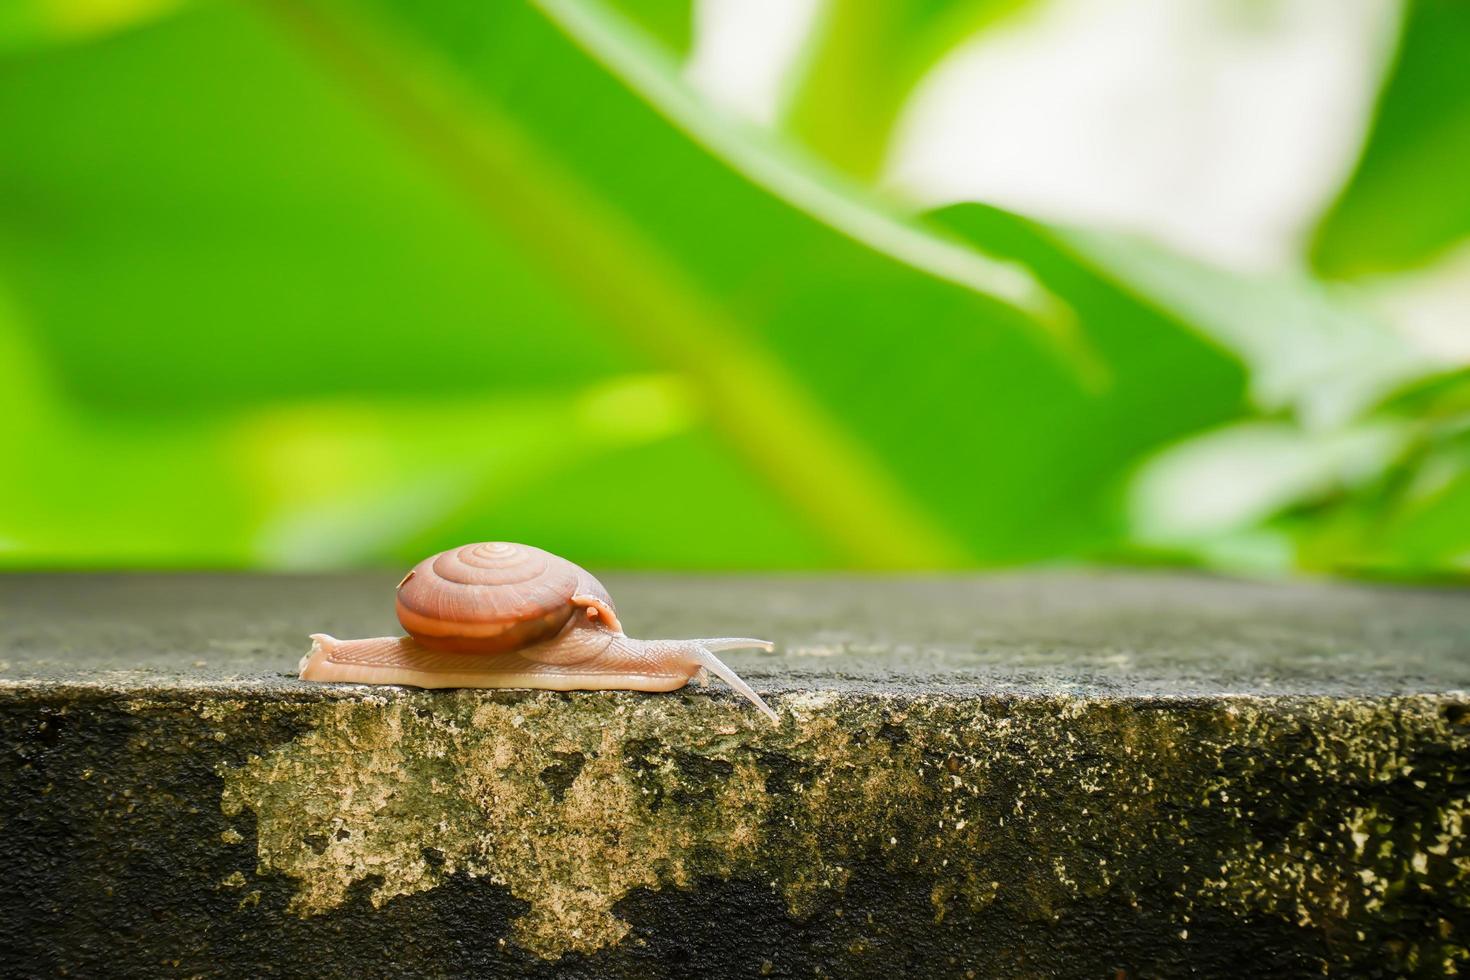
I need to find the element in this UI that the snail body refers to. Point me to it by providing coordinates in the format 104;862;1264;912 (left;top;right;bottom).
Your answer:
299;542;777;722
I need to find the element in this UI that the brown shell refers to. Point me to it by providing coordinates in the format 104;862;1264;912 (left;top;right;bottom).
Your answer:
395;542;611;654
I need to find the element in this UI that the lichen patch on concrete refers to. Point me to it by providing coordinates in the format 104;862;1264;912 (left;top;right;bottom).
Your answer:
218;690;1470;965
220;693;772;956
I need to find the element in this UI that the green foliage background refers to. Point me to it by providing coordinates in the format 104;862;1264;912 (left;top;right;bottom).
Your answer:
1;0;1467;575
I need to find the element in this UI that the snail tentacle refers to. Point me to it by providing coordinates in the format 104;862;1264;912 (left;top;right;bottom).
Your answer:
690;637;776;654
688;644;778;724
570;593;623;634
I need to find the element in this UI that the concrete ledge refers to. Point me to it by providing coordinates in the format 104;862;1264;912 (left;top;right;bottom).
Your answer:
2;572;1468;976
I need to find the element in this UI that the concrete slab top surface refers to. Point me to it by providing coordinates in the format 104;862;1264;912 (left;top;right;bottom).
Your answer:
2;570;1467;698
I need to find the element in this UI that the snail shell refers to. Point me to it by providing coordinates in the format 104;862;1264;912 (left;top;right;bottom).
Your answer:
299;542;778;722
395;542;615;653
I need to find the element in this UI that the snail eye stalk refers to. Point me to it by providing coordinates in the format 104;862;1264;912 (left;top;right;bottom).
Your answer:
688;641;778;724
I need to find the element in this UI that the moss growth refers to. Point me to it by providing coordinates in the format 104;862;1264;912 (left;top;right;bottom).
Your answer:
217;689;1469;965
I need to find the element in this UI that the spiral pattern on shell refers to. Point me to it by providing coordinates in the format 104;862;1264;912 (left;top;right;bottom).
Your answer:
395;542;596;653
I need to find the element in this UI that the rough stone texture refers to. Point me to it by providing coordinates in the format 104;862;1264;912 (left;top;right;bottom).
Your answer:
1;571;1467;978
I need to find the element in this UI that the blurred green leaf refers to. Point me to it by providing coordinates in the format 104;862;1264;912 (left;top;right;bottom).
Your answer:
0;292;255;565
1129;419;1407;563
234;374;702;568
0;0;1254;569
0;2;635;413
0;0;818;569
602;0;691;55
1126;366;1470;580
339;0;1250;563
1361;450;1470;575
924;204;1249;556
782;0;1029;179
262;0;1027;568
1058;225;1436;429
1311;0;1470;277
0;0;189;55
2;0;1456;577
933;215;1457;577
1297;368;1470;578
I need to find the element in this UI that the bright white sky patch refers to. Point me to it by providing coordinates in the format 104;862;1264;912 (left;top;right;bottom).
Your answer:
685;0;823;126
883;0;1400;272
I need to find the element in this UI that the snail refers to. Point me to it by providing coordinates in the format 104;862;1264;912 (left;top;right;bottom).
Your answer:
299;542;778;722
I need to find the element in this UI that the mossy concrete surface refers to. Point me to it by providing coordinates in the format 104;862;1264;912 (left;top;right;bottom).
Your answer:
1;571;1468;977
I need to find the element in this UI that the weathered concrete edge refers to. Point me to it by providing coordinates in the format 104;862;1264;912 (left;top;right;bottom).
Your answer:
4;677;1470;702
4;683;1469;976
